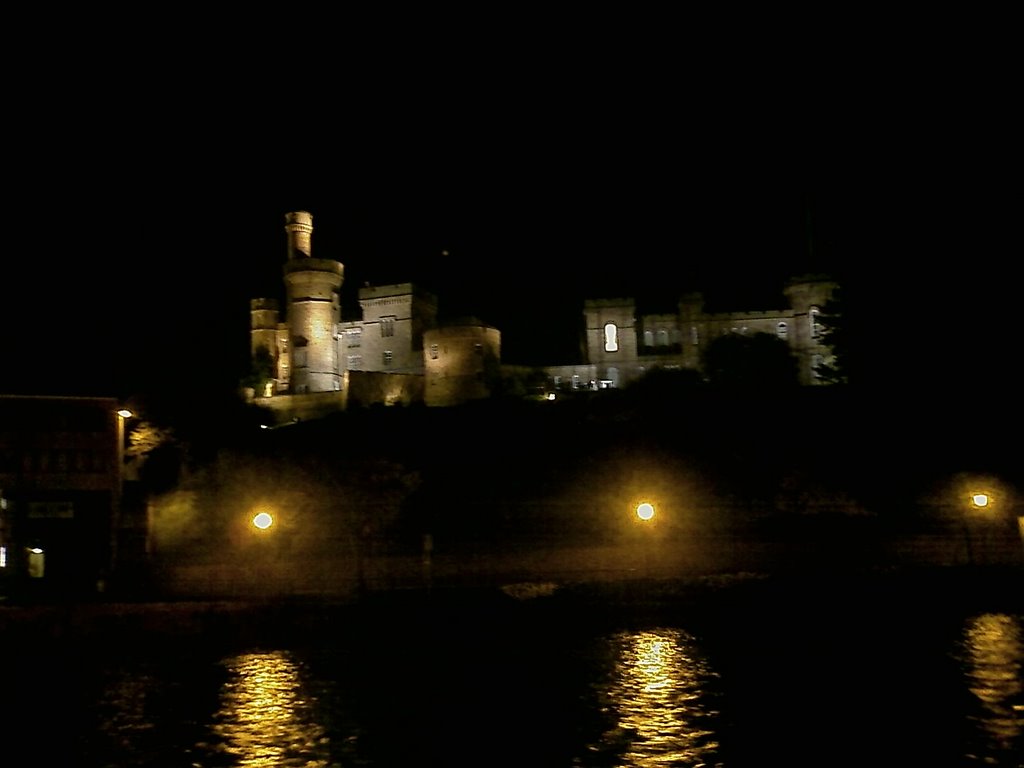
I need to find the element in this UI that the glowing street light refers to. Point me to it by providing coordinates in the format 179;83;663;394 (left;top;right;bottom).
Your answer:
252;511;274;530
636;502;656;521
963;490;994;566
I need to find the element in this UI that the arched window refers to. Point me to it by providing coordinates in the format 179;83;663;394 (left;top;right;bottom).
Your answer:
604;323;619;352
656;329;669;347
776;321;788;340
810;306;822;339
643;330;654;347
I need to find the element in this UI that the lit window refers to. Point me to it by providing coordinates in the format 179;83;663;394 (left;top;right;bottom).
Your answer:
383;350;393;367
604;323;618;352
810;306;822;339
430;344;439;360
381;317;395;338
0;545;6;567
643;330;654;347
691;326;699;346
656;329;669;347
776;322;788;340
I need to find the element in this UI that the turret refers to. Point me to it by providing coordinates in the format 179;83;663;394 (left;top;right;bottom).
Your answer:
281;211;344;393
285;210;314;260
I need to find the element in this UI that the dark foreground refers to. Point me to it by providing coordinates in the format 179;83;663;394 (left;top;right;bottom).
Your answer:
3;565;1023;767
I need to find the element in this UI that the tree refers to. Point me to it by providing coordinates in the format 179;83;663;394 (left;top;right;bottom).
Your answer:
702;331;800;390
241;346;276;396
815;285;850;385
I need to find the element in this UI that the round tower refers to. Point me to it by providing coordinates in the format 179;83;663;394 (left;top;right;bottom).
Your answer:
285;210;314;260
282;211;344;393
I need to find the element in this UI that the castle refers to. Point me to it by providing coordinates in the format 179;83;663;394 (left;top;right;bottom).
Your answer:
249;211;837;420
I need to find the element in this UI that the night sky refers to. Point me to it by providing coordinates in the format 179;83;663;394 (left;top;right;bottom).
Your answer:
0;20;1014;405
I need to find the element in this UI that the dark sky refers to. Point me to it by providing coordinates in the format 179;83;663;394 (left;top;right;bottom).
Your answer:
0;19;1015;403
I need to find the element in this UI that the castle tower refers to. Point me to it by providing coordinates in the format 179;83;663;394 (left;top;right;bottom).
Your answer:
583;298;639;387
782;274;838;385
282;211;344;393
285;210;313;259
249;298;282;396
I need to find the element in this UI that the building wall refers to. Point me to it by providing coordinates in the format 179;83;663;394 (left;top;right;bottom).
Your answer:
424;322;501;407
578;275;837;388
0;395;124;594
354;283;438;375
283;258;343;393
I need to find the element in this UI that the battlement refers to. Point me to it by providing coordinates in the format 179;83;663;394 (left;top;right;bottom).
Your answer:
702;308;790;321
584;298;635;309
359;283;416;300
282;258;343;279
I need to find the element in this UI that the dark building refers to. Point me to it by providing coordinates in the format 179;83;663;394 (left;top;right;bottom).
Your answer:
0;395;127;597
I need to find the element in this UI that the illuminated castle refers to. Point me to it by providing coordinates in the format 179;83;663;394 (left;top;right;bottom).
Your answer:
250;211;837;419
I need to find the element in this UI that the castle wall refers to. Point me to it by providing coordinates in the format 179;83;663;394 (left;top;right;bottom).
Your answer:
424;322;501;407
356;284;431;374
584;299;639;367
251;212;841;407
253;389;348;425
347;371;424;408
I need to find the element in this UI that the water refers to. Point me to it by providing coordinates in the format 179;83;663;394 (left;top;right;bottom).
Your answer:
8;572;1024;767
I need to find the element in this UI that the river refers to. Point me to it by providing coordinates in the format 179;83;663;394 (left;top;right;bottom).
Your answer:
4;568;1022;767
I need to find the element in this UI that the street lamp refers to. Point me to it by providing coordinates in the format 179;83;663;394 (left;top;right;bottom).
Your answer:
252;511;274;531
108;407;134;589
636;502;656;522
963;490;994;566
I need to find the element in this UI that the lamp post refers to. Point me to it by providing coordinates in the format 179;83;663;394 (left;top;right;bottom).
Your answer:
962;491;991;566
634;501;657;576
107;408;133;591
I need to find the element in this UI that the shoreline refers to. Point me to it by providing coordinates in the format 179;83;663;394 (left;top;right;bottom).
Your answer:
2;564;1022;648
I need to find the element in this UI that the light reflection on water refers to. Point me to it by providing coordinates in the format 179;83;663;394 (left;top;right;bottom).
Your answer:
959;612;1024;763
69;596;1024;767
585;628;722;767
212;650;332;767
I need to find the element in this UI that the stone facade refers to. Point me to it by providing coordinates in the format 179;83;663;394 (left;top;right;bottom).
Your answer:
250;211;838;417
424;321;502;407
575;277;837;390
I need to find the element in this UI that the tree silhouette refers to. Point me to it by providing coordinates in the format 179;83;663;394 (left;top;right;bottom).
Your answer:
815;284;850;385
702;331;800;390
